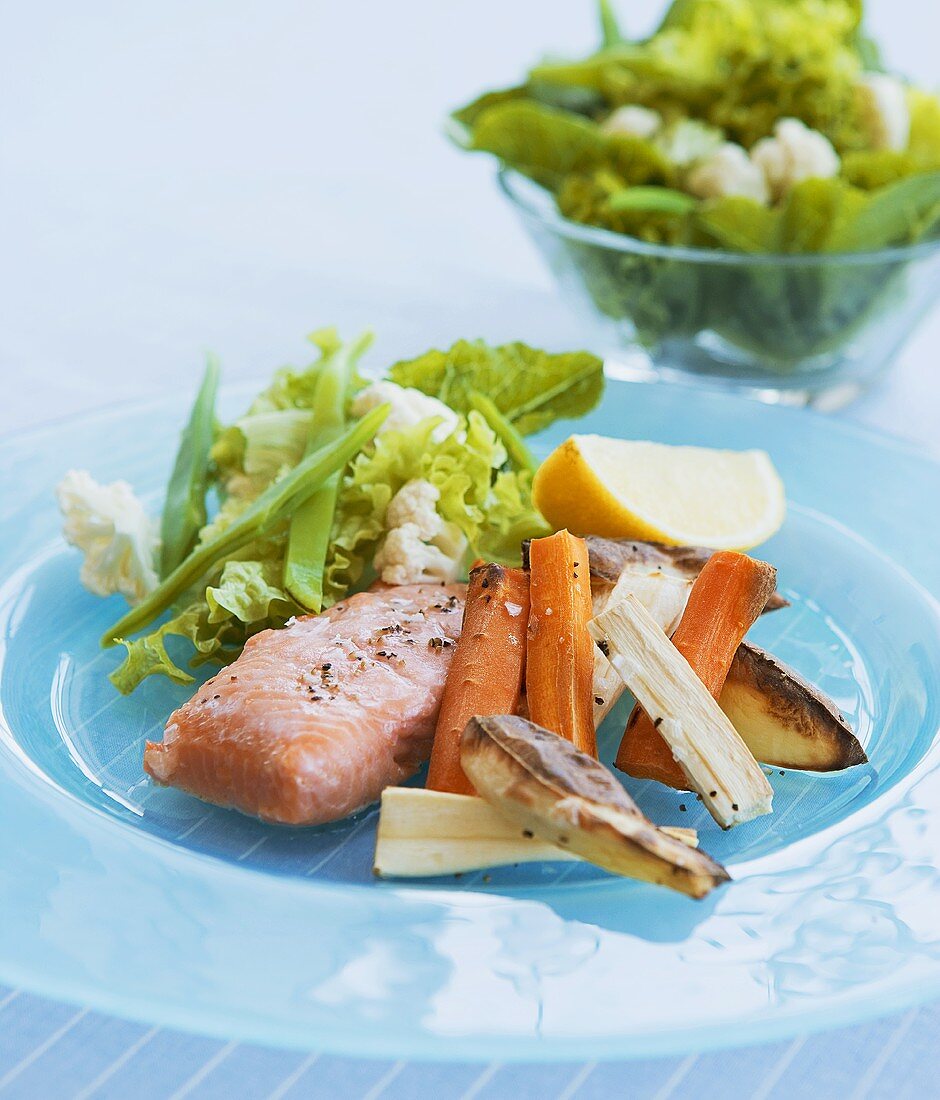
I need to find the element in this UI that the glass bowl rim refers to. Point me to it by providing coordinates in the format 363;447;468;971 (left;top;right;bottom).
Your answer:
497;166;940;268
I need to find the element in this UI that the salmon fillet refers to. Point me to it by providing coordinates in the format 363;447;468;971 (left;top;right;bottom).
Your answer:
144;583;466;824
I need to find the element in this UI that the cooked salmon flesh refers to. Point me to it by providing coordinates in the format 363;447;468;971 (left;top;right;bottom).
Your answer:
144;583;466;824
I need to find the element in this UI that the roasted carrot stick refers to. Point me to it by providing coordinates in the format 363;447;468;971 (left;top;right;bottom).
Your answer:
615;550;777;787
526;530;596;756
426;563;530;795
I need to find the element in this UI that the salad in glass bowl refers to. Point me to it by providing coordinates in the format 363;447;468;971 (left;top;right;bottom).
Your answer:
451;0;940;405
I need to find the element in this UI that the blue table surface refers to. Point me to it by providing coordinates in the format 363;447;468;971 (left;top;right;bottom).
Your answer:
1;983;938;1099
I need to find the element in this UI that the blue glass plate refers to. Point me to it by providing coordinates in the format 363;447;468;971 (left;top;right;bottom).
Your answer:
1;379;939;1061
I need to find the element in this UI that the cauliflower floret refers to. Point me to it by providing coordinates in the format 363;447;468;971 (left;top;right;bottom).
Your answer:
750;118;841;202
855;74;911;152
686;143;770;204
601;105;662;140
385;478;441;541
56;469;159;603
374;524;463;586
350;381;459;442
374;479;467;586
655;118;725;168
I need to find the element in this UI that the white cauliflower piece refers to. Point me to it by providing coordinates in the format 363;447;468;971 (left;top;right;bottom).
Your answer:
374;525;462;586
385;478;441;541
601;105;662;140
374;479;467;586
686;143;770;203
655;119;725;168
351;381;459;443
855;74;910;152
56;469;159;604
750;118;841;202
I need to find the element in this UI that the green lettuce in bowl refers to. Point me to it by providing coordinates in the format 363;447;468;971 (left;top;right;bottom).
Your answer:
451;0;940;403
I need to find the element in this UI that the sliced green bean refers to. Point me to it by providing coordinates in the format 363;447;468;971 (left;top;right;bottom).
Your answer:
606;186;697;215
468;391;539;476
597;0;624;47
159;356;220;578
284;331;372;612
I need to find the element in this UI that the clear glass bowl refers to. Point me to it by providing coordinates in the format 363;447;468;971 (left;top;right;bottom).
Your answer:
499;167;940;408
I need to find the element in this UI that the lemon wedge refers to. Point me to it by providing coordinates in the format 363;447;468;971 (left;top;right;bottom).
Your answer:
532;435;785;550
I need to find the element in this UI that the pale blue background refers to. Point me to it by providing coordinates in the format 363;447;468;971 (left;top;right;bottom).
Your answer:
2;1;940;1096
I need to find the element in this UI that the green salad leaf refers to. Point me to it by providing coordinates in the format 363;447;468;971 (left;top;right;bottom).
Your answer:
205;560;294;625
842;150;921;191
468;101;675;192
111;602;240;694
695;196;778;252
827;171;940;251
102;333;595;693
695;175;940;255
468;101;608;186
450;86;531;139
387;339;604;435
243;333;338;413
774;179;871;253
212;409;311;499
909;91;940;163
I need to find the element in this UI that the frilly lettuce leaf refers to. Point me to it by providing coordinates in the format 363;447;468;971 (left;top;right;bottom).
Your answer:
476;470;552;562
110;555;299;692
110;603;229;693
244;328;341;414
243;363;323;416
209;327;375;516
205;560;294;625
210;330;361;497
212;410;309;492
322;412;547;603
387;339;604;435
656;0;861;36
